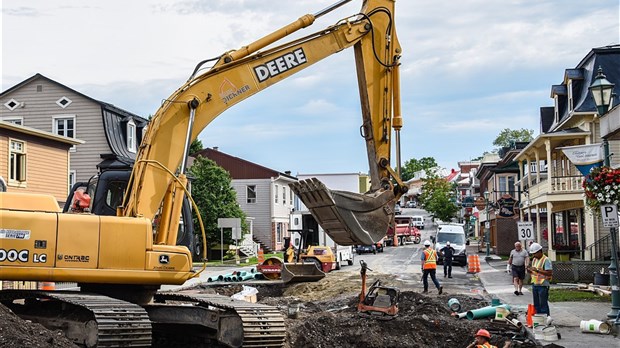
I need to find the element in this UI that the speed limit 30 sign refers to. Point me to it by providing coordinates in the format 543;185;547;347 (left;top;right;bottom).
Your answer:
517;221;534;240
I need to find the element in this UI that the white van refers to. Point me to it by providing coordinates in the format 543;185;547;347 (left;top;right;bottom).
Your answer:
434;224;468;266
411;215;424;229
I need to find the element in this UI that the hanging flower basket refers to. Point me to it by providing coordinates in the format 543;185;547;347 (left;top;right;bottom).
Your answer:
582;166;620;213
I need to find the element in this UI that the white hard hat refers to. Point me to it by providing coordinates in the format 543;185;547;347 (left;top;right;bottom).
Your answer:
424;240;431;246
529;242;543;254
446;241;451;246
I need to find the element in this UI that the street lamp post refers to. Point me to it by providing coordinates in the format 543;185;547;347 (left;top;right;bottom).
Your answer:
484;191;491;260
589;66;619;319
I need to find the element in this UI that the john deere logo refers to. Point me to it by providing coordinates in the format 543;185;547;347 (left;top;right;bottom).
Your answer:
159;255;169;264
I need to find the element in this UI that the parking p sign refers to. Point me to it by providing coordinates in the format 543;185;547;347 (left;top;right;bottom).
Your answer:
601;204;619;228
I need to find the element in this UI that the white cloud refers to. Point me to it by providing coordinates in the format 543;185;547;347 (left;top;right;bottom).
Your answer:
2;0;619;174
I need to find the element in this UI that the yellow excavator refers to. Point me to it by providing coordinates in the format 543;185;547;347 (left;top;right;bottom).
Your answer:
0;0;407;346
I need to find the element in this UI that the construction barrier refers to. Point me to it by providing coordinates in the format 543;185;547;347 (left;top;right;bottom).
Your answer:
467;255;480;273
257;248;265;264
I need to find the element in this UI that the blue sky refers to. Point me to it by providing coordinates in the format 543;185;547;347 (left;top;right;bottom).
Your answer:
2;0;619;175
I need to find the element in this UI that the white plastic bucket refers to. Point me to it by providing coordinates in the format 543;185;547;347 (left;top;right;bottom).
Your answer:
495;306;510;321
580;319;611;334
532;313;547;328
543;326;558;341
533;325;546;340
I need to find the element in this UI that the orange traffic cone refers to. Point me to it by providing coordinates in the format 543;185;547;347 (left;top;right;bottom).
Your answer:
526;304;536;327
39;281;55;291
257;248;265;264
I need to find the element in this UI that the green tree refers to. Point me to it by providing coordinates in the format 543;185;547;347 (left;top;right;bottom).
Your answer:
189;139;204;156
418;173;459;222
400;157;438;181
188;157;246;250
493;128;534;149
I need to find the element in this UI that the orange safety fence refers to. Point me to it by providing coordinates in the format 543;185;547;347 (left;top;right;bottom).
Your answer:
467;255;480;273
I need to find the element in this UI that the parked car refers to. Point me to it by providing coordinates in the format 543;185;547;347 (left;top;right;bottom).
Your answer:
394;204;402;215
406;201;417;208
356;244;377;255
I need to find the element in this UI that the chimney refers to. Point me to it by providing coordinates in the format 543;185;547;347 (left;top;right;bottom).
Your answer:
213;146;219;151
285;171;291;175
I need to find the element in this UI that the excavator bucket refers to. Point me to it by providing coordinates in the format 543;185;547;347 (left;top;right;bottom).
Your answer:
290;178;396;246
257;257;326;283
281;263;326;283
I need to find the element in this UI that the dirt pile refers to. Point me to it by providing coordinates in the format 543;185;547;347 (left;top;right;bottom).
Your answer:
0;271;535;348
199;271;529;348
0;304;78;348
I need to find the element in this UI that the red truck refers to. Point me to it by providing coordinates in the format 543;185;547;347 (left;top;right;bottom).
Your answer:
384;215;422;246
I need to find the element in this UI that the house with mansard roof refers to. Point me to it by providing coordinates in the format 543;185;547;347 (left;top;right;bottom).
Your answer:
1;73;148;191
515;45;620;262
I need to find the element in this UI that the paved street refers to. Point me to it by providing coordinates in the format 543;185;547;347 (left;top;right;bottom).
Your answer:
171;210;619;347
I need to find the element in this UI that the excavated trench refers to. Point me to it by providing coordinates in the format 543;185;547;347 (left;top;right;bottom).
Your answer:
0;271;538;348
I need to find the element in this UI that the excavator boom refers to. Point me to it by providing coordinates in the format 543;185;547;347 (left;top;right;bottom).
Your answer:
122;0;406;246
0;1;406;346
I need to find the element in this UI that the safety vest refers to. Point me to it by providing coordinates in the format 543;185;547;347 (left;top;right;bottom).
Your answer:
531;254;552;285
423;248;437;270
476;343;497;348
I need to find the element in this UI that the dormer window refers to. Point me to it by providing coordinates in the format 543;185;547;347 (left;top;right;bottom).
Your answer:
127;119;136;153
567;80;573;113
554;95;559;122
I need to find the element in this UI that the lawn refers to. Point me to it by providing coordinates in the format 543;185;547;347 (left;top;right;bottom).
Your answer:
548;288;611;302
194;252;284;267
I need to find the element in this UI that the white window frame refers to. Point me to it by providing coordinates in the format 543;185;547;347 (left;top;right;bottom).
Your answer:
553;95;559;123
8;138;27;185
282;186;287;205
567;80;574;113
56;96;73;109
274;184;279;204
1;116;23;125
53;115;77;151
246;185;256;204
69;170;77;193
127;119;137;153
4;98;22;111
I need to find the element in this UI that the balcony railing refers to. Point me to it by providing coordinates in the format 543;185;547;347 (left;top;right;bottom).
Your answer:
524;174;583;199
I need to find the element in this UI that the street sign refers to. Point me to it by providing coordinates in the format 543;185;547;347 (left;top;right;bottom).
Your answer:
601;204;619;228
485;221;490;229
517;221;535;240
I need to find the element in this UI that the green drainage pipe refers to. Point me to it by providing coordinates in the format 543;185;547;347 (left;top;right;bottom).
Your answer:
466;304;511;320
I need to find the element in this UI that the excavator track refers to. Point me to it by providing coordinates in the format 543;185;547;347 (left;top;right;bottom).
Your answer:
0;290;152;347
290;178;395;246
150;292;286;348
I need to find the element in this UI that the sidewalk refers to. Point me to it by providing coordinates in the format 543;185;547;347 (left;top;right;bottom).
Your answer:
472;246;619;347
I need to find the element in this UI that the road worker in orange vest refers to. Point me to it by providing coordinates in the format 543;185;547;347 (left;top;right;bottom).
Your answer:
420;240;442;294
466;329;498;348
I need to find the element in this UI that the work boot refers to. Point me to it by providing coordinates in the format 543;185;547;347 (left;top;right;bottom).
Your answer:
438;286;443;295
448;275;452;278
422;289;428;294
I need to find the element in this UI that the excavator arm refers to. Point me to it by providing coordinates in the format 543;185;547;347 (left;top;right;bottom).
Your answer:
122;0;407;246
